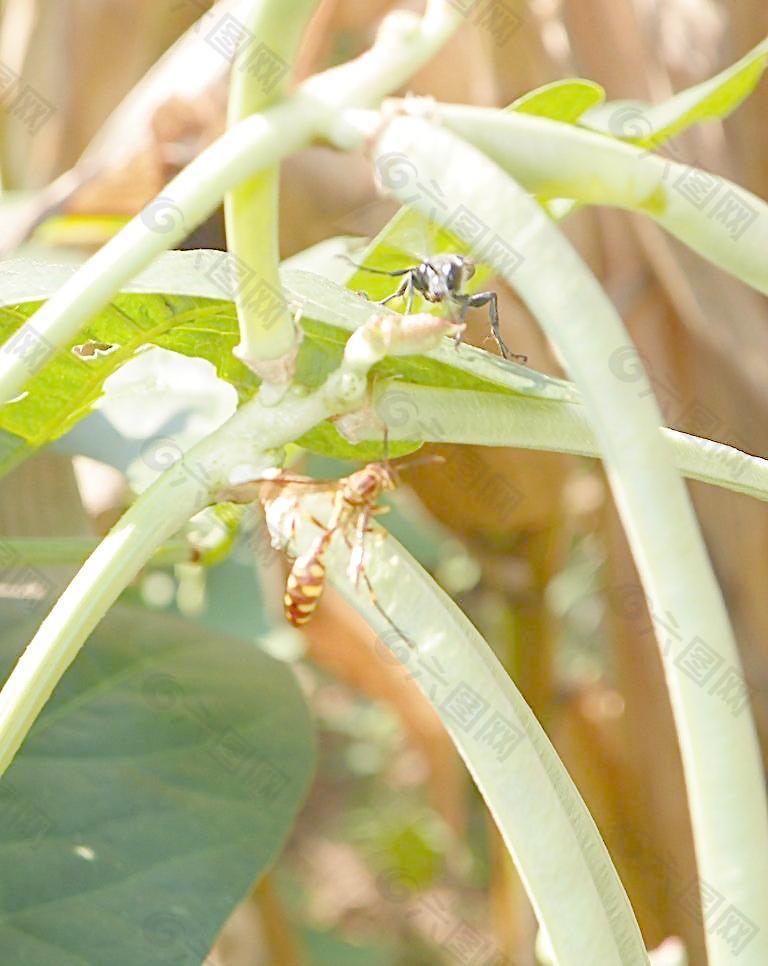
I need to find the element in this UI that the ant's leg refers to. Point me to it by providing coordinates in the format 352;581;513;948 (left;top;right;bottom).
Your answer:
379;276;410;306
449;294;470;350
466;291;527;363
405;274;416;314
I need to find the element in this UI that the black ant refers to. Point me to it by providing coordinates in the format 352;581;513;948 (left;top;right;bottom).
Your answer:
342;253;527;364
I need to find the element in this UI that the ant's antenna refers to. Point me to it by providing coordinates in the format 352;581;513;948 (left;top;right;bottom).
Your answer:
336;254;411;277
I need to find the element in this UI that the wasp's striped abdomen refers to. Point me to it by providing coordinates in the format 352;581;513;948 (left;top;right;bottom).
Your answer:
284;533;330;627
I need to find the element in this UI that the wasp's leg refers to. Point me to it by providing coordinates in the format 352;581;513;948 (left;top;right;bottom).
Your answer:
464;291;527;363
345;514;416;649
287;500;339;547
356;559;417;650
349;507;373;587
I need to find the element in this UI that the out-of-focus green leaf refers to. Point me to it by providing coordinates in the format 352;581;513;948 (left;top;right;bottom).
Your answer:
582;37;768;145
507;79;605;123
0;604;314;966
34;215;131;248
300;926;396;966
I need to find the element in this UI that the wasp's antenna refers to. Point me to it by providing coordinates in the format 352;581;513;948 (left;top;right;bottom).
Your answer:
367;371;393;464
395;452;445;473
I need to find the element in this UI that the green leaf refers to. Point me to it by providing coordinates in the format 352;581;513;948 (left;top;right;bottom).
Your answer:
507;78;605;124
0;604;315;966
300;926;395;966
582;37;768;146
0;293;254;447
0;252;577;474
296;421;420;461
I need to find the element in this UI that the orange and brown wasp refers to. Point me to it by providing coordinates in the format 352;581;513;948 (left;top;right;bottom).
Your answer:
219;456;434;644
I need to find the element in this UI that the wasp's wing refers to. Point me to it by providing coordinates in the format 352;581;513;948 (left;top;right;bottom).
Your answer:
217;481;268;504
218;473;342;505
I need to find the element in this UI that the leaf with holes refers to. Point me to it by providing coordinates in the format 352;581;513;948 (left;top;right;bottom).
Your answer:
0;252;577;474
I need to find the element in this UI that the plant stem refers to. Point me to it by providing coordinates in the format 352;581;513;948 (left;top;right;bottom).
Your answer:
438;104;768;295
368;115;768;965
224;0;322;372
367;383;768;503
0;1;464;404
0;97;312;406
274;510;649;964
301;1;464;112
0;536;192;566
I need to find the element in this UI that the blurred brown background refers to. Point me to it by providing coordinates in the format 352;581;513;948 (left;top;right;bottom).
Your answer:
2;1;767;963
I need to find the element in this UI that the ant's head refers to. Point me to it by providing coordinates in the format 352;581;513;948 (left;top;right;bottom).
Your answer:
458;255;476;281
439;254;475;291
